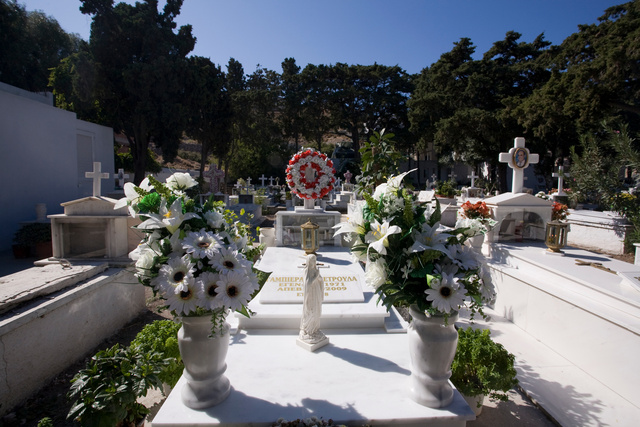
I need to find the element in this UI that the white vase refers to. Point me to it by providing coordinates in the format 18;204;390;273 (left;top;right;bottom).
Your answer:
408;305;459;408
303;197;315;209
462;393;484;416
178;315;231;409
469;234;485;250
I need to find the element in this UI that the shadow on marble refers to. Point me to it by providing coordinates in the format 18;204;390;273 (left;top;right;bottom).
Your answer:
516;362;605;427
201;389;366;425
322;344;411;375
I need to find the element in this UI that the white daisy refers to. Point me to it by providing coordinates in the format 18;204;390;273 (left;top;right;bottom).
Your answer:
156;255;195;294
478;266;496;303
211;246;250;273
216;270;254;311
449;244;480;270
425;272;466;313
182;229;221;259
196;272;224;311
165;280;200;315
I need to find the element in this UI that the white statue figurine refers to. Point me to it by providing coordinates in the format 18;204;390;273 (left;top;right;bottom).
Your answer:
299;254;326;344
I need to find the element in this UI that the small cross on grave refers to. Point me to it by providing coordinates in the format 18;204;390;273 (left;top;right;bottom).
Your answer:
552;166;570;197
234;180;243;195
430;173;438;189
448;170;457;182
116;168;129;188
468;171;479;188
206;163;225;194
85;162;110;197
498;137;539;193
269;176;275;186
259;174;268;187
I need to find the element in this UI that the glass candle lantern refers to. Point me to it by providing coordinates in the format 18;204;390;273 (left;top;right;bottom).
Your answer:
300;220;320;255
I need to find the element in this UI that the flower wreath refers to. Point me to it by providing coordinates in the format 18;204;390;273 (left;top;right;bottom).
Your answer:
286;148;336;200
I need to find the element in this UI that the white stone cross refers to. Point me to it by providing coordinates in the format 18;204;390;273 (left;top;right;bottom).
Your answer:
85;162;110;197
468;171;479;188
552;166;570;196
259;174;268;187
448;171;457;181
116;168;129;188
269;176;275;186
234;180;243;194
246;177;252;187
498;137;539;193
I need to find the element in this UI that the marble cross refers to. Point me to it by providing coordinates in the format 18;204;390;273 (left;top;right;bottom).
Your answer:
116;168;129;188
553;166;571;196
468;171;479;188
246;177;252;186
498;137;539;193
448;170;457;181
259;174;268;187
206;163;225;193
85;162;110;197
269;176;275;186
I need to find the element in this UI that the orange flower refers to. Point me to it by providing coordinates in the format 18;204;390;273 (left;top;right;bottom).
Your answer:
461;201;491;219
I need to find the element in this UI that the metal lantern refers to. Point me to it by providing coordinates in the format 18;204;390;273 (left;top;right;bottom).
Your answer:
301;220;320;255
545;221;570;253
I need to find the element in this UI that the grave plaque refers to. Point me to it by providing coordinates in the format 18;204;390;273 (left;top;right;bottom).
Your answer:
238;194;254;205
257;247;365;303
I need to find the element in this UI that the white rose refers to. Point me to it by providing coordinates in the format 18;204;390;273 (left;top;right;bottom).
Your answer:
166;172;197;191
364;258;388;290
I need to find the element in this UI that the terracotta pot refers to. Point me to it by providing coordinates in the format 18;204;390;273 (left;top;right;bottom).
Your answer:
34;241;52;259
12;244;30;259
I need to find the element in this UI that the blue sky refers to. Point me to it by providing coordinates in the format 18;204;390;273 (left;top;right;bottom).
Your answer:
19;0;622;75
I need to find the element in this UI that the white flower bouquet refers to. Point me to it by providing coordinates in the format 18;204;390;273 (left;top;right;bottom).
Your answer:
116;173;263;332
334;171;494;321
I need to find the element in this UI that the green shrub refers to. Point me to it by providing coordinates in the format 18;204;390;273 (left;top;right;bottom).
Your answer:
13;223;51;245
451;328;518;402
436;180;457;198
130;320;183;388
67;344;168;427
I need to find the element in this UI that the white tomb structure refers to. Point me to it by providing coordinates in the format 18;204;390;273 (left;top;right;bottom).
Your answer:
152;246;478;426
48;162;139;260
487;138;551;242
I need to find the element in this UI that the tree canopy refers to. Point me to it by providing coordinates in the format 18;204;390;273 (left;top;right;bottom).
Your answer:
0;0;82;92
72;0;196;184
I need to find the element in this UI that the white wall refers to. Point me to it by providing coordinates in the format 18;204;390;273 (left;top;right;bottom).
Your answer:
0;82;114;251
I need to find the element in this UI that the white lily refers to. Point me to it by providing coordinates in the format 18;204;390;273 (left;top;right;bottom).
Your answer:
113;177;152;217
372;169;417;201
409;221;450;255
365;219;401;256
137;198;198;234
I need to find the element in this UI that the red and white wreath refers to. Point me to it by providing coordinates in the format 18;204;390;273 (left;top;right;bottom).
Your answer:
286;148;336;200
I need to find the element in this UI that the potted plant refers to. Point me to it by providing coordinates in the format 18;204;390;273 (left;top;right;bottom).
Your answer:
129;319;183;392
455;201;497;249
435;179;458;199
67;344;168;427
451;327;518;415
334;170;494;408
12;223;52;259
